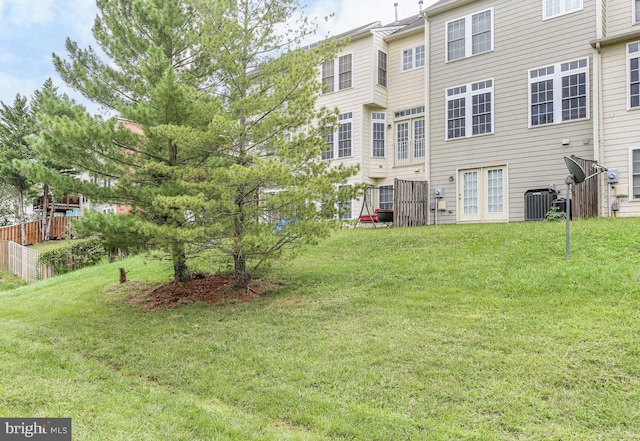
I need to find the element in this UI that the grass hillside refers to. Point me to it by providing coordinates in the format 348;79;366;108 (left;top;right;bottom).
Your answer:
1;218;639;440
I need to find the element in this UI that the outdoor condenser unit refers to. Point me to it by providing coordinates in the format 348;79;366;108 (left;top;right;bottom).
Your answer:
524;188;558;221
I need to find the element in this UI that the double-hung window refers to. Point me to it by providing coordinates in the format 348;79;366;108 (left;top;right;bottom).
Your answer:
629;42;640;109
394;107;425;166
379;186;394;210
446;80;493;140
402;45;425;72
543;0;583;20
372;113;386;157
323;112;353;160
321;54;353;93
631;148;640;200
446;8;493;62
378;50;388;87
635;0;640;24
529;58;588;126
338;185;352;219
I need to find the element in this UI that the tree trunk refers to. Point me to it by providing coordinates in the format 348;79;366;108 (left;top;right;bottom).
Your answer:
233;248;251;287
41;184;49;242
45;201;54;240
17;189;26;246
172;242;189;282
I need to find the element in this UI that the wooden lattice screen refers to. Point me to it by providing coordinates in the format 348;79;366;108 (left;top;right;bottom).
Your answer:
394;179;429;227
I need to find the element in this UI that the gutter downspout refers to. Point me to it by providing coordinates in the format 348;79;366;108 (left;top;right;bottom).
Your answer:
424;12;432;225
593;0;605;215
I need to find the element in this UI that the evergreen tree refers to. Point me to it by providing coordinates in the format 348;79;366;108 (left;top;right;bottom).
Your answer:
186;0;360;286
28;0;359;286
0;94;37;245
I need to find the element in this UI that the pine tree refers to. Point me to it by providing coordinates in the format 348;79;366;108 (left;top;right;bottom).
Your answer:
185;0;360;286
0;94;37;245
28;0;359;286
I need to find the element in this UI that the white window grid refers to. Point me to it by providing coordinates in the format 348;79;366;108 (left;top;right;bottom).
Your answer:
379;186;394;210
321;54;353;94
543;0;583;20
636;0;640;24
628;42;640;109
402;45;426;72
463;171;479;215
395;118;425;166
322;112;353;160
372;112;386;157
377;50;387;87
446;79;494;140
631;148;640;200
446;8;493;62
529;58;589;127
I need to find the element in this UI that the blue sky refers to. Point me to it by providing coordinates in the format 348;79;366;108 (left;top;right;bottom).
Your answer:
0;0;434;115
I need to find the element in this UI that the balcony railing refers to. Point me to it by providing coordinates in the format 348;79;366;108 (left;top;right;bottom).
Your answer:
394;139;425;167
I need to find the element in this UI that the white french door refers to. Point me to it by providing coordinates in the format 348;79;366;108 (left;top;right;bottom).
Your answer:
458;165;508;222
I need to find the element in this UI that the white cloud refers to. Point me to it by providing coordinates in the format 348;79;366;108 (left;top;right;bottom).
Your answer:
304;0;438;41
3;0;56;26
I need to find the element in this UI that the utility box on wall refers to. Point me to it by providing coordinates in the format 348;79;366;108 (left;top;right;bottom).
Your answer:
524;188;558;221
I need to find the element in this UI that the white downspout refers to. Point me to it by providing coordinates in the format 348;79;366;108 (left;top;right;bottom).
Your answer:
424;12;432;224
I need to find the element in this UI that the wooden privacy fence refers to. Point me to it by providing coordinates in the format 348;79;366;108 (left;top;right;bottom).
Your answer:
0;240;52;283
0;217;76;246
394;179;429;227
571;156;599;219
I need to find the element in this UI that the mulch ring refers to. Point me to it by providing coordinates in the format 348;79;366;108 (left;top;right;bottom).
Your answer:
126;275;281;311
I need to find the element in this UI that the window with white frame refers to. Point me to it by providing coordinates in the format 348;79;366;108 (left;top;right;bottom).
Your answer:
629;42;640;109
338;185;352;219
372;112;385;157
321;54;352;93
543;0;583;20
402;45;426;72
377;50;387;87
529;58;589;126
379;185;394;210
636;0;640;23
395;112;425;166
446;8;493;62
323;112;353;160
446;79;493;140
631;148;640;200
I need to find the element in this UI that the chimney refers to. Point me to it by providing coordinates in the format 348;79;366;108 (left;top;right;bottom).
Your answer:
419;0;424;12
394;2;399;24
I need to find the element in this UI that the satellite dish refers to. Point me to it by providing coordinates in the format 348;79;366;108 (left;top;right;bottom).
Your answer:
564;156;586;184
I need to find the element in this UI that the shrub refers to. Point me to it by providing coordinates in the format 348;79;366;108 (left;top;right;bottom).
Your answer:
38;237;106;275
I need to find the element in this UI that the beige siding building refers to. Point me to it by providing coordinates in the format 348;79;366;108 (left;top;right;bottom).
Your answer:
591;0;640;217
425;0;598;223
315;15;427;221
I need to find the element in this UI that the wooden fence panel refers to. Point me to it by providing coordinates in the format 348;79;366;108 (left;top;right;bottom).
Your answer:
0;240;50;282
571;156;599;219
394;179;429;228
0;217;76;246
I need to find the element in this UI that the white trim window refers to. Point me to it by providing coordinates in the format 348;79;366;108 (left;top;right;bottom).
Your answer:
629;42;640;109
323;112;353;160
446;79;494;140
635;0;640;24
395;119;425;166
372;112;386;157
321;54;353;94
543;0;583;20
402;45;425;72
377;50;387;87
379;185;394;210
630;148;640;200
338;186;352;219
446;8;493;62
529;58;589;127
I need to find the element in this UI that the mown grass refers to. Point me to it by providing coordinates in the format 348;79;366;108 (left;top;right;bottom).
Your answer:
1;218;640;440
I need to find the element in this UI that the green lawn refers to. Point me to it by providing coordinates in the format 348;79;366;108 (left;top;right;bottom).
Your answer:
1;218;639;440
